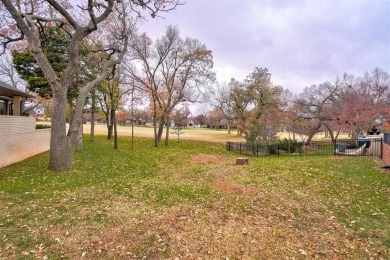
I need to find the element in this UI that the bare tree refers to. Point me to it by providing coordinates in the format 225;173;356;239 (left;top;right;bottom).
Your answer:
172;104;191;126
0;50;24;89
292;80;341;144
97;64;132;148
0;0;180;171
127;25;214;146
292;68;390;143
209;81;236;134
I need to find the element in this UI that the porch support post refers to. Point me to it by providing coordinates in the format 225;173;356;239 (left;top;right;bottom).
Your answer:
13;96;23;116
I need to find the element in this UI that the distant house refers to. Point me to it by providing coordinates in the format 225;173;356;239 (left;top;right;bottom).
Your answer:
172;118;201;128
0;80;34;116
188;118;201;128
27;104;46;118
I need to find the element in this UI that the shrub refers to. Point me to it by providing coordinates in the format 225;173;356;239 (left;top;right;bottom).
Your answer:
278;138;300;153
268;143;279;155
36;124;51;129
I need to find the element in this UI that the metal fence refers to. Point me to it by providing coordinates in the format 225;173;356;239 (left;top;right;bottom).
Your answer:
226;137;383;159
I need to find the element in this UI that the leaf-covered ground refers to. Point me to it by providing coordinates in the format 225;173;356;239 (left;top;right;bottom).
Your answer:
0;136;389;259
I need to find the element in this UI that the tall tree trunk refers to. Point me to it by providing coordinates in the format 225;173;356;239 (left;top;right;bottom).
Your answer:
157;118;164;142
152;98;158;147
165;115;170;146
153;115;158;147
351;130;359;139
104;110;110;139
90;89;95;142
114;109;118;149
67;88;90;156
67;100;83;153
131;116;134;150
108;109;114;139
305;122;322;145
76;123;83;152
49;88;73;171
323;123;340;145
68;100;74;124
227;121;231;134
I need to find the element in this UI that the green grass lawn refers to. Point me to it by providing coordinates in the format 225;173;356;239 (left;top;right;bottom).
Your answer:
1;135;389;259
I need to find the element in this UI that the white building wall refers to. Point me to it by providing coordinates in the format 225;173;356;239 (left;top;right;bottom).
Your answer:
0;116;50;168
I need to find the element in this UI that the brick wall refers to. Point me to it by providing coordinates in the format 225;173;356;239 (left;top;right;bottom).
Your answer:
383;144;390;165
383;133;390;165
0;116;50;168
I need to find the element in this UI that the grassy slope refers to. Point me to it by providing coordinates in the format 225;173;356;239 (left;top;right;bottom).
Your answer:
0;135;389;259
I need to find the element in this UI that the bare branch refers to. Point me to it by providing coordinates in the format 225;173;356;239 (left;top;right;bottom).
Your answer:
27;14;66;23
0;31;24;54
46;0;79;29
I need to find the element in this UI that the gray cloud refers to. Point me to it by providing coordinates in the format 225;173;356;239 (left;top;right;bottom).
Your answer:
140;0;390;93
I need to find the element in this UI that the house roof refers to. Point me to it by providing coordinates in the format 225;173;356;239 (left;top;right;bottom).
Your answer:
190;118;200;124
0;80;34;98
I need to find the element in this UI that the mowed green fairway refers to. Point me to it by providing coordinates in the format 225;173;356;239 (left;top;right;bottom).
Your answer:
82;124;246;143
0;136;389;259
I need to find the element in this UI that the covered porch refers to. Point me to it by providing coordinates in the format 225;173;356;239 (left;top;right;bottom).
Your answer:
0;80;34;116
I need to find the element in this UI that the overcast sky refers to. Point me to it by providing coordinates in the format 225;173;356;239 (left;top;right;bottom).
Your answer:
140;0;390;94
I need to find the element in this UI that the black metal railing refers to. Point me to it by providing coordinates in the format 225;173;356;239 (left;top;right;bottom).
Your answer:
227;138;383;159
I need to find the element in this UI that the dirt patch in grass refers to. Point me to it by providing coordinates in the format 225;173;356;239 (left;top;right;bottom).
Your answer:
214;181;260;194
192;154;232;164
